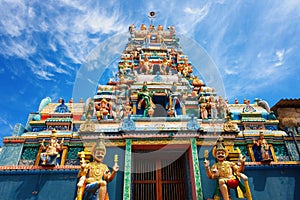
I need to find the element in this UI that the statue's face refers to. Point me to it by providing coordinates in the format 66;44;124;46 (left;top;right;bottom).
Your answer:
259;135;264;140
94;149;105;162
216;150;226;161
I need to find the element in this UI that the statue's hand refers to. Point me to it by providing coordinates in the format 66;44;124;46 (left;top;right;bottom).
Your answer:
240;155;246;163
77;176;86;187
212;168;219;177
113;163;119;172
203;160;210;168
80;162;87;169
41;139;45;147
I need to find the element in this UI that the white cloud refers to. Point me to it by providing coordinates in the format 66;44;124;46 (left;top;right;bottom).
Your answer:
0;0;27;37
178;4;210;35
276;49;284;62
35;70;54;80
87;78;97;85
0;117;13;131
223;65;239;75
0;0;130;82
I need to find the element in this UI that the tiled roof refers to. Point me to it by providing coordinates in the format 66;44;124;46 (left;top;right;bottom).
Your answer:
271;98;300;111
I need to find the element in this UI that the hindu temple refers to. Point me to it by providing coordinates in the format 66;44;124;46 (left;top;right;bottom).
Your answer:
0;12;299;200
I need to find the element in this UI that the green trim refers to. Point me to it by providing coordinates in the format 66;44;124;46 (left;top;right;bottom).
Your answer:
68;143;84;147
23;143;40;147
191;138;203;200
123;139;132;200
45;118;73;122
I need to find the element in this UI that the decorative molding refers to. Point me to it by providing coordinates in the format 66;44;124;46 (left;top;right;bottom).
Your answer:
0;165;80;171
196;140;235;146
132;139;191;145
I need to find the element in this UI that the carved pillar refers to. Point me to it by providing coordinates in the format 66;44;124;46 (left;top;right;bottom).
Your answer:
123;139;132;200
190;138;203;200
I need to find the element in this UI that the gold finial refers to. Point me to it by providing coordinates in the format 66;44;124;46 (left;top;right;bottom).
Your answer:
114;154;118;164
204;150;209;161
148;11;156;25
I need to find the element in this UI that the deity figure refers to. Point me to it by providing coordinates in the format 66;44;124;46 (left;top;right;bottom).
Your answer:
76;136;119;200
129;24;135;38
209;96;217;119
234;98;239;104
200;103;208;119
159;56;169;75
139;56;151;75
204;137;252;200
124;101;133;117
144;33;151;48
192;76;204;87
54;99;70;113
166;82;183;117
181;58;192;77
223;115;239;132
137;82;155;117
95;99;110;121
217;96;228;119
40;129;64;166
253;132;271;161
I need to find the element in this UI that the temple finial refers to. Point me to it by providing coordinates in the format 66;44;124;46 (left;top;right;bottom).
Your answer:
148;11;156;26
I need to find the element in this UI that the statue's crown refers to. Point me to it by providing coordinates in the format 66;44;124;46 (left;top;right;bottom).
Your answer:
212;136;228;158
94;133;106;155
216;137;226;152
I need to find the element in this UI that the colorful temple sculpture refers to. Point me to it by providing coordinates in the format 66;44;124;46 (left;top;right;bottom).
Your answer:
0;13;300;200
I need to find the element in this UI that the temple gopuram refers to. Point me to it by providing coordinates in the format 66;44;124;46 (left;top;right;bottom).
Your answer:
0;13;299;200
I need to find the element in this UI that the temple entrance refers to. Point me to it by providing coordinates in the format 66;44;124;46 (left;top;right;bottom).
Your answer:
132;149;191;200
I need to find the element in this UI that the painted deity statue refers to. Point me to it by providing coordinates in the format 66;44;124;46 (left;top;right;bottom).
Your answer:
159;56;169;75
40;129;64;166
95;99;110;121
217;96;228;119
76;136;119;200
253;132;271;161
139;56;151;75
200;103;208;119
204;137;252;200
167;82;183;117
137;82;155;117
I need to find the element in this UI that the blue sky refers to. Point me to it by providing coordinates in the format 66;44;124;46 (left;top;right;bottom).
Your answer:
0;0;300;145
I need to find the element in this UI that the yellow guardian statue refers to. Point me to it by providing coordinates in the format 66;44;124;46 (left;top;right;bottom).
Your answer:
76;135;119;200
204;137;252;200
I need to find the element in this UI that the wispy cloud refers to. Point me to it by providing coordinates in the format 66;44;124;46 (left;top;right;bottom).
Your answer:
0;0;129;81
274;49;285;67
87;78;97;85
0;117;14;133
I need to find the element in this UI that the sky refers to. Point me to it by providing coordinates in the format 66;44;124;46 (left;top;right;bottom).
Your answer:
0;0;300;145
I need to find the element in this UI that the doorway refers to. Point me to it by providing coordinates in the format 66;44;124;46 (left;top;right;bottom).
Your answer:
131;149;190;200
